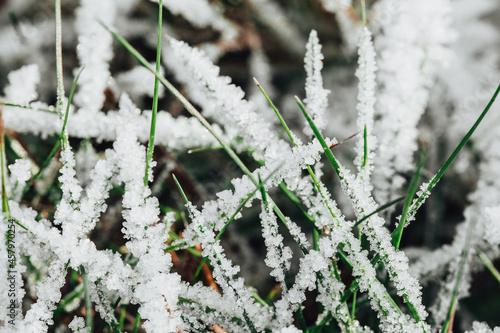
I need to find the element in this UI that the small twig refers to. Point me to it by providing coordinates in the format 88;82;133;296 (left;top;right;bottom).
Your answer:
329;131;360;149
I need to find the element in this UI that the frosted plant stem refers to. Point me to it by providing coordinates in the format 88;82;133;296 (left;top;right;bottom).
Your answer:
55;0;64;121
259;175;308;332
144;0;163;187
173;176;262;332
80;266;94;332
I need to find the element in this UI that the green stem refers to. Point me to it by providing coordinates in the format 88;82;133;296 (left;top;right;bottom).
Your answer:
144;0;163;186
80;266;93;332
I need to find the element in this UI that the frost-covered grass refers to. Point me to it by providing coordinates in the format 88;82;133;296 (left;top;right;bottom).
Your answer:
1;0;500;332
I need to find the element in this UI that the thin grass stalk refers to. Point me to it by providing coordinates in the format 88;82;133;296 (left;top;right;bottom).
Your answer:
55;0;65;120
392;146;427;249
477;250;500;285
0;103;56;114
131;312;140;333
144;0;163;187
442;214;477;332
80;266;94;332
0;105;9;217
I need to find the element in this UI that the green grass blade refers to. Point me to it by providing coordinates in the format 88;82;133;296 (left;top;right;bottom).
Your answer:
80;266;94;332
477;250;500;285
392;146;427;249
361;0;366;26
254;77;296;145
187;145;223;154
442;215;476;333
144;0;163;187
131;312;140;333
172;174;189;204
362;124;367;168
295;96;341;174
0;103;56;114
408;83;500;221
1;106;9;217
119;306;126;331
352;196;405;229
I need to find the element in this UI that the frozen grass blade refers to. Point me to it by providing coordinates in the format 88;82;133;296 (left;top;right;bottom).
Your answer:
55;0;64;119
173;173;269;333
22;66;84;196
181;164;282;283
144;0;163;187
258;173;308;333
477;250;500;285
0;103;56;114
295;96;341;174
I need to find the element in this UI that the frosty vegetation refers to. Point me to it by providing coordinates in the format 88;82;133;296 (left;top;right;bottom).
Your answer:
0;0;499;332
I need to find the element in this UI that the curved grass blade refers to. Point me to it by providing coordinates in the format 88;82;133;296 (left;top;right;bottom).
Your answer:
406;83;500;224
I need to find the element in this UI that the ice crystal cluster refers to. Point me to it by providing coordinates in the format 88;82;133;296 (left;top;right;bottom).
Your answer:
0;0;499;332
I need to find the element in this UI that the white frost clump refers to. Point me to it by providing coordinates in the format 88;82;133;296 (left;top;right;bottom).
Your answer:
304;30;330;135
8;159;32;184
372;0;455;205
3;64;40;105
68;316;90;333
73;0;116;112
151;0;236;39
114;64;165;101
354;26;377;185
483;206;500;246
465;322;500;333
